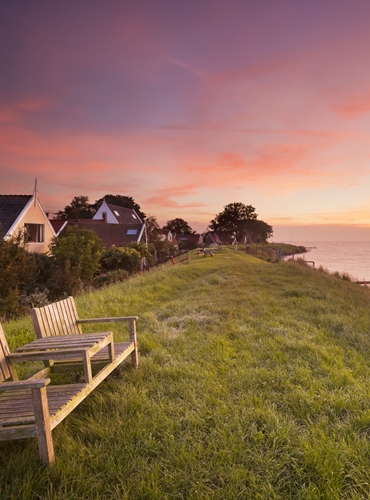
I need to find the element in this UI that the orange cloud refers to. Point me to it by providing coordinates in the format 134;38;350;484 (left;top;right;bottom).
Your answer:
332;93;370;119
143;184;205;209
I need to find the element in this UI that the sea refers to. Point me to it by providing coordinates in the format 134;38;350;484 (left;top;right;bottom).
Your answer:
292;242;370;283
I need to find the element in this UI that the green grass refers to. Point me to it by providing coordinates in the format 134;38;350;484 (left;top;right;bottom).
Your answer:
2;248;370;499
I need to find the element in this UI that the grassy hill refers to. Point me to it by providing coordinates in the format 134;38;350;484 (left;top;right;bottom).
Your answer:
2;247;370;499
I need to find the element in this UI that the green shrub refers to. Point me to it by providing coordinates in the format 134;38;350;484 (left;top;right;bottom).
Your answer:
100;245;141;273
91;269;130;288
0;233;37;319
50;226;104;281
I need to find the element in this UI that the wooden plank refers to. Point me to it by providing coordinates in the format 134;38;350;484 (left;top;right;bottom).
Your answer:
32;386;55;465
82;351;92;383
0;323;14;382
47;303;63;336
0;425;37;440
78;316;138;323
40;342;134;373
0;379;50;391
129;318;139;368
41;306;55;337
67;296;82;334
30;307;45;338
9;348;90;362
54;300;67;336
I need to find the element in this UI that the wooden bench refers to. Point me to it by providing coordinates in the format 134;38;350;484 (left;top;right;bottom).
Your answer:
30;296;139;373
0;323;132;465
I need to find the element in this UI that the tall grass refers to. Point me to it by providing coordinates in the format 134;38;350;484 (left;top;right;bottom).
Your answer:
2;248;370;499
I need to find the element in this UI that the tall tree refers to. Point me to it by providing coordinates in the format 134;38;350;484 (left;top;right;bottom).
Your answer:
209;202;273;242
209;202;258;241
93;195;146;221
55;196;94;220
163;218;194;234
247;219;274;243
145;215;161;243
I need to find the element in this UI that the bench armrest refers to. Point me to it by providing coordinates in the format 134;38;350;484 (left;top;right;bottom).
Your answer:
8;348;89;363
77;316;138;324
0;378;50;391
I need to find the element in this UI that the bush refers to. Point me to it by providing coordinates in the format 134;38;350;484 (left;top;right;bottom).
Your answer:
0;234;37;319
51;226;104;281
100;246;141;273
91;269;130;288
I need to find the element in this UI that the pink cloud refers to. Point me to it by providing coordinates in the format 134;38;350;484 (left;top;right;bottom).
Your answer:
143;184;204;210
0;98;54;123
331;94;370;119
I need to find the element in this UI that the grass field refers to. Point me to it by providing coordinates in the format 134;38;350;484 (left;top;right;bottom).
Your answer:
2;247;370;499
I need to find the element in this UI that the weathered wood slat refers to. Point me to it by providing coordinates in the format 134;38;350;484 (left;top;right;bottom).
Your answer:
77;316;138;323
0;323;12;382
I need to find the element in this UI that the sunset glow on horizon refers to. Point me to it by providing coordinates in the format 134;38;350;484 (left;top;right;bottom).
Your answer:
1;0;370;241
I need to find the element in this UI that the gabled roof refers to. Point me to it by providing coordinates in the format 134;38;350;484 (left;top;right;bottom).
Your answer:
97;203;142;224
49;219;68;236
177;233;200;245
0;195;33;236
67;220;144;247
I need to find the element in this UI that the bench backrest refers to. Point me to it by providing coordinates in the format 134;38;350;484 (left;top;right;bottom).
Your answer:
30;296;83;339
0;323;18;382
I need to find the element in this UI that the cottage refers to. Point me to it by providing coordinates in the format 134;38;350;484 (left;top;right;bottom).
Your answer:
0;194;56;253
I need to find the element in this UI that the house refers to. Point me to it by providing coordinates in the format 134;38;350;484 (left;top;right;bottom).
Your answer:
199;231;235;246
70;220;145;247
49;201;146;248
176;233;201;249
93;201;143;225
0;194;56;253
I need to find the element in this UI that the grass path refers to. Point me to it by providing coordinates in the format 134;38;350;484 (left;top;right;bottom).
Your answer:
2;248;370;499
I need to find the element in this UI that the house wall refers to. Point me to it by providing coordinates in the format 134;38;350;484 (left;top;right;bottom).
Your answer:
93;202;119;224
8;200;55;253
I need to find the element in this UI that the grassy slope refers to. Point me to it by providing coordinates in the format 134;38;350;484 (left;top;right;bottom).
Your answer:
2;248;370;499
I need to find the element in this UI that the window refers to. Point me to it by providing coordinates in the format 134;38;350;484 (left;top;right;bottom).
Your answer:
126;229;138;235
24;223;44;243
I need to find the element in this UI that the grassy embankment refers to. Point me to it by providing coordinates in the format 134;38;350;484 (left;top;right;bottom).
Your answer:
2;247;370;499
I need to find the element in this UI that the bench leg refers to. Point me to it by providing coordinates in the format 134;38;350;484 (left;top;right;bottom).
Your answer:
129;319;139;368
32;386;55;465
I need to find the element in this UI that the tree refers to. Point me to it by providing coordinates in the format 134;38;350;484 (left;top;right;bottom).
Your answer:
55;196;94;220
163;218;194;234
247;219;273;243
209;202;273;243
145;215;161;244
50;226;104;282
93;195;146;221
209;202;258;241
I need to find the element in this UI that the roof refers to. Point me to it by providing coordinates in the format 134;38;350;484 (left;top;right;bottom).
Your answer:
177;233;200;244
0;195;32;236
49;219;68;236
103;203;142;224
67;220;144;247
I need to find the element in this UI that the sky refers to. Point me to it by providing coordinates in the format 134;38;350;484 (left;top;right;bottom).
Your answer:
1;0;370;241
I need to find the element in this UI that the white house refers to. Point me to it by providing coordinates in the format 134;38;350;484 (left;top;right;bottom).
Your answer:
0;194;56;253
93;201;143;225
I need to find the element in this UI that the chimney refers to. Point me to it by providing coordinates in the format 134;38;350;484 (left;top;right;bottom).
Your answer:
102;212;107;223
